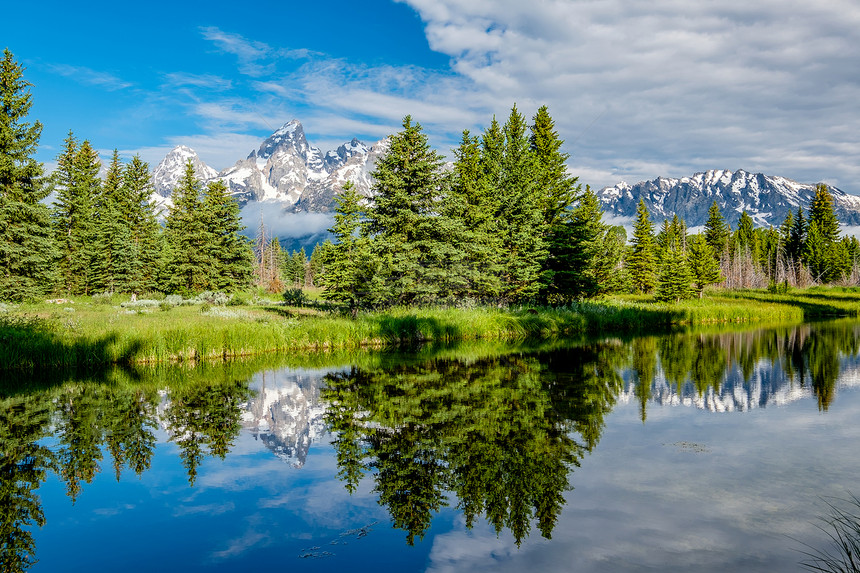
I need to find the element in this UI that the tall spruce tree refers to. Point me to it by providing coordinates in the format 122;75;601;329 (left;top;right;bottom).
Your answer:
122;155;161;292
0;49;56;301
447;130;503;301
201;180;252;291
703;200;729;259
162;161;211;292
546;187;619;299
320;181;376;312
625;199;657;293
495;105;546;302
52;134;100;295
655;238;694;302
530;105;579;228
91;150;138;293
687;234;721;298
365;115;446;306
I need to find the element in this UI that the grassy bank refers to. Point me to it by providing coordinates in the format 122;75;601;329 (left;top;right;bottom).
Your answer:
1;287;859;370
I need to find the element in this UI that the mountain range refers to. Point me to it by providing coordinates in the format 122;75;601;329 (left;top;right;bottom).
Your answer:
151;119;387;213
150;120;860;230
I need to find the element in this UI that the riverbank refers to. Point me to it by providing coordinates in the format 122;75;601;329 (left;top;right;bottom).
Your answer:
2;287;859;370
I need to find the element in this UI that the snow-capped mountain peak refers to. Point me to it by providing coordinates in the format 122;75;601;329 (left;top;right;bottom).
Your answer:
151;145;218;198
596;169;860;228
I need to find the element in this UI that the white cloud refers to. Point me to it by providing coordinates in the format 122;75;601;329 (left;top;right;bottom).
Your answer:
48;64;133;91
157;2;860;196
395;0;860;192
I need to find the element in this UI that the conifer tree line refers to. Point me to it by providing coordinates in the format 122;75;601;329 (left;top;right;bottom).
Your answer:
317;107;628;310
0;50;258;301
4;49;860;306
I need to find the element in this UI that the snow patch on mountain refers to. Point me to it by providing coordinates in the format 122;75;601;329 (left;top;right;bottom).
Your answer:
597;169;860;228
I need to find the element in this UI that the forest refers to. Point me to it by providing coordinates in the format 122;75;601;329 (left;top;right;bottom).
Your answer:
3;48;859;310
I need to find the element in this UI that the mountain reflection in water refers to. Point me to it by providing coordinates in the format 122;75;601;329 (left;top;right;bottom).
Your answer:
2;320;860;571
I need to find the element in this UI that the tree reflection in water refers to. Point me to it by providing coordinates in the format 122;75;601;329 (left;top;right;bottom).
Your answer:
322;343;626;545
0;320;859;570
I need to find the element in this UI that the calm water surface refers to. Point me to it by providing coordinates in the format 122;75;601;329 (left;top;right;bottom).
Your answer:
4;320;860;572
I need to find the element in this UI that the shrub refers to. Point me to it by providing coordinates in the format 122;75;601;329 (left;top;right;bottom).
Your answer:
283;288;306;307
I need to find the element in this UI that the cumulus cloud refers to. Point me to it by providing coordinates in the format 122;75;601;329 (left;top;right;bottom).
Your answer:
397;0;860;191
179;2;860;193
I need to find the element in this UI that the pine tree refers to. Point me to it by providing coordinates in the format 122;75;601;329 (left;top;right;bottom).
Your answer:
91;150;138;293
365;115;446;306
495;105;546;302
787;206;806;269
655;239;694;302
0;49;56;301
53;134;100;295
530;105;579;228
687;234;721;297
625;199;657;293
806;184;843;282
162;161;211;292
122;155;161;293
546;187;619;298
320;181;375;312
447;130;503;301
202;180;252;291
703;200;729;259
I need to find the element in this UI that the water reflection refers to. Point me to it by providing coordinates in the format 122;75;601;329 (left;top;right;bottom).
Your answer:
1;320;860;570
323;344;624;545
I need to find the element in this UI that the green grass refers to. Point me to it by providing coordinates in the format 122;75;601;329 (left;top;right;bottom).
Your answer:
2;286;859;370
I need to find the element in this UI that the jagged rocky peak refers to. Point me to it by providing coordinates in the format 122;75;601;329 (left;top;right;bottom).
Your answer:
151;145;217;198
256;119;311;161
597;169;860;228
324;138;371;170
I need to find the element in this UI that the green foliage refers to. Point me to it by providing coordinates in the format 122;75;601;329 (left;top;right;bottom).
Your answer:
626;200;657;293
365;115;448;306
201;180;253;291
655;238;694;303
495;105;547;302
52;133;101;295
0;50;56;302
546;187;621;299
687;234;721;297
704;200;729;259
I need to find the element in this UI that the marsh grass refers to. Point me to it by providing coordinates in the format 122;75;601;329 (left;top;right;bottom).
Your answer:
799;494;860;573
2;287;859;370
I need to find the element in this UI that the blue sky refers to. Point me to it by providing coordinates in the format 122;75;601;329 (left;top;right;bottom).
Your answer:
5;0;860;193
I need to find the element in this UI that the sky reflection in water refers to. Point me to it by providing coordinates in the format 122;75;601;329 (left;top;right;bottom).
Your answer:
4;320;860;572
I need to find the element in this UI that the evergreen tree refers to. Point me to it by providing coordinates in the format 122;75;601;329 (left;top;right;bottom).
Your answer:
0;49;56;301
655;239;694;302
320;181;376;312
734;211;758;259
202;180;253;291
162;161;211;292
809;184;840;244
447;130;503;301
703;200;729;259
52;133;101;295
365;115;446;306
787;206;806;269
625;200;657;293
687;234;721;298
122;155;162;292
529;105;579;228
91;150;137;293
495;105;546;302
806;184;843;282
546;187;619;298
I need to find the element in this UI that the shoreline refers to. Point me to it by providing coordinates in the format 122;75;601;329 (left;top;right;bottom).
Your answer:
2;287;859;371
